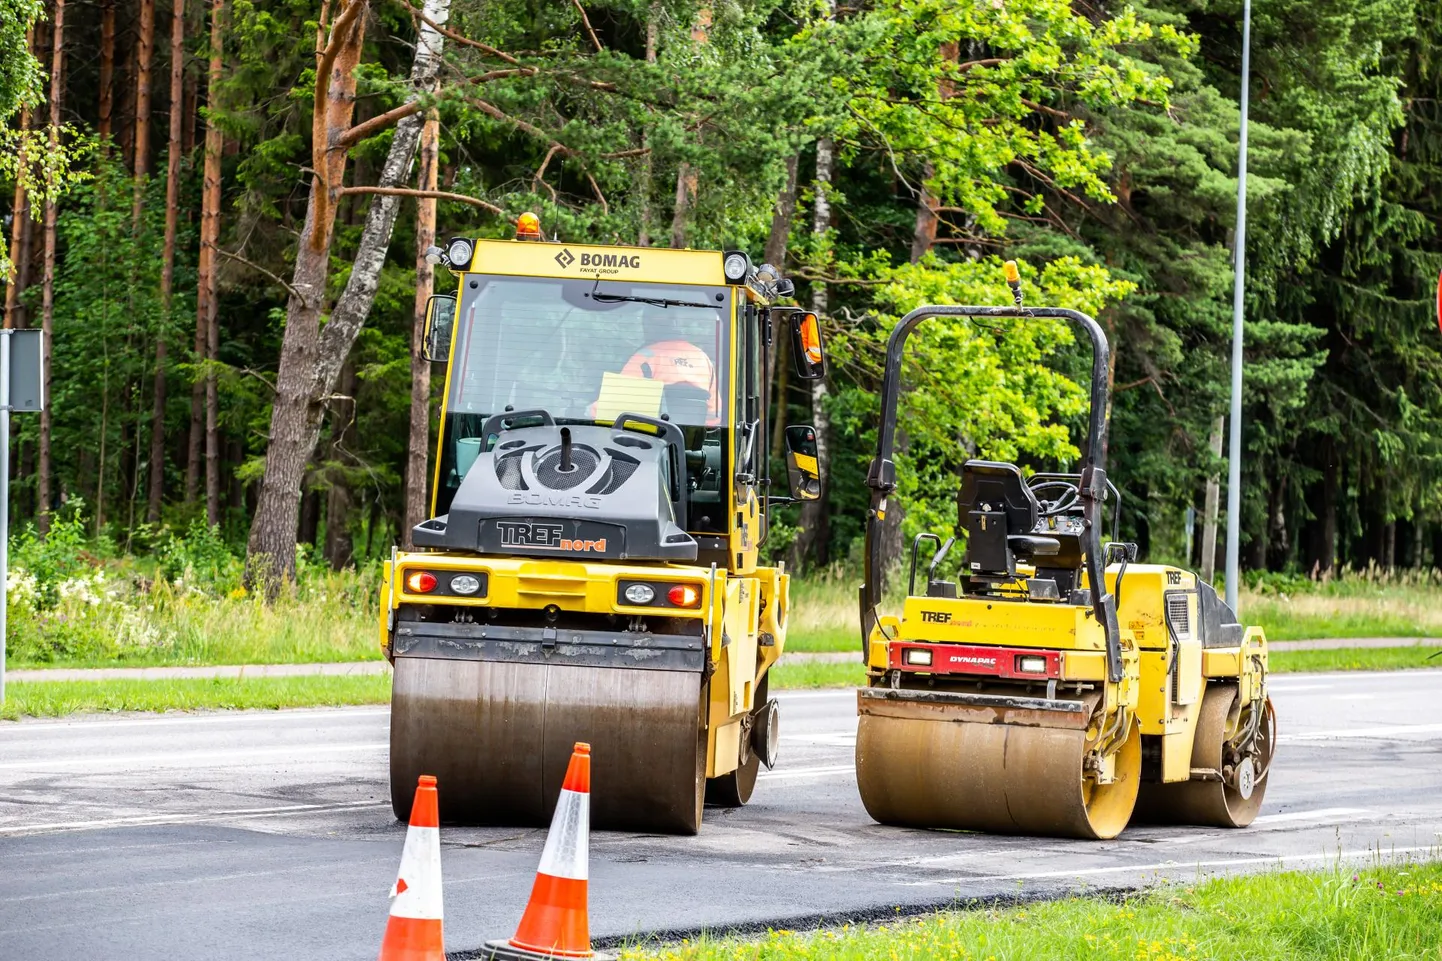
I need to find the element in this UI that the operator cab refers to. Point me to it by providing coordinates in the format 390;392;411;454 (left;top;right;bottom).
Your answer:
409;217;827;564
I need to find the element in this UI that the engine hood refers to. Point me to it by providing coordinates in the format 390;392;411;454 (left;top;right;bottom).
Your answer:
412;422;697;562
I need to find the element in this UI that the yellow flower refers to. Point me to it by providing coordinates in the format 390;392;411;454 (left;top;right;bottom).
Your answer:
229;585;248;599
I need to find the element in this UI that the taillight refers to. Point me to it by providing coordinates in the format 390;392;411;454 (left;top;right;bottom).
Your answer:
405;571;437;594
667;584;701;607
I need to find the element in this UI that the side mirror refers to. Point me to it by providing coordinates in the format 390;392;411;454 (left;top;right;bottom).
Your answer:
423;294;457;363
784;425;821;501
790;310;826;380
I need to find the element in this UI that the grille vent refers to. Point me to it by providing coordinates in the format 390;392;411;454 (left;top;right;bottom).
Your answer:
1165;592;1191;639
534;446;600;490
587;450;640;495
495;452;528;490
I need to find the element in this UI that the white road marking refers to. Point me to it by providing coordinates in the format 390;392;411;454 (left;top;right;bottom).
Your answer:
1252;807;1370;825
759;763;855;781
0;741;387;772
0;800;388;836
909;843;1442;886
5;706;390;732
782;732;857;746
1290;723;1442;742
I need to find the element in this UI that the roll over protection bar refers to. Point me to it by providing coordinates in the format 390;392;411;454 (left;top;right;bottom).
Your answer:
858;304;1124;683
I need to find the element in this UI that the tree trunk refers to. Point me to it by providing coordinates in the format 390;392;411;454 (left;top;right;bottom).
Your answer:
793;138;833;569
404;111;439;548
192;0;223;517
245;0;449;589
147;0;185;522
188;0;224;503
298;487;320;546
99;0;115;144
670;163;696;249
910;162;938;264
1200;415;1223;583
132;0;155;221
324;363;357;569
244;0;373;591
762;152;799;390
5;49;32;330
38;0;65;532
635;3;659;246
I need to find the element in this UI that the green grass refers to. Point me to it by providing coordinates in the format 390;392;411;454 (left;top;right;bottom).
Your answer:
0;674;392;720
9;577;382;670
771;645;1442;691
783;574;1442;653
621;861;1442;961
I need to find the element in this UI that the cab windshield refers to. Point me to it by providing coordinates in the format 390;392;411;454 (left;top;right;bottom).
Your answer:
434;274;734;527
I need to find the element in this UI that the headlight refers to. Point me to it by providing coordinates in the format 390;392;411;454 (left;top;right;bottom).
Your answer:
450;574;482;596
1017;655;1047;674
423;245;444;266
446;238;474;269
903;647;933;666
723;251;750;283
623;583;656;604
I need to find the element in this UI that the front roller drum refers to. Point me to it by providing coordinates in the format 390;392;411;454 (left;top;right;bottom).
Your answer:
1135;682;1274;828
856;688;1141;840
390;656;706;834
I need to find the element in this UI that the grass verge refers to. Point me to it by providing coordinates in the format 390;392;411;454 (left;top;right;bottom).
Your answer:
4;645;1437;720
0;674;391;721
771;645;1442;690
620;861;1442;961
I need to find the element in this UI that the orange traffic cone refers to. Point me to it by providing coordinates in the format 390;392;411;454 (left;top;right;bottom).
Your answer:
379;775;445;961
484;743;615;961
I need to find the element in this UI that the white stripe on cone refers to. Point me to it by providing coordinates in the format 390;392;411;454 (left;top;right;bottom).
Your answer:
389;824;443;921
536;789;589;881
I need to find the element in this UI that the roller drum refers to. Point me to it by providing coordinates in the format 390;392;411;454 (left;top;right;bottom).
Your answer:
1135;683;1272;828
855;688;1141;840
391;655;706;833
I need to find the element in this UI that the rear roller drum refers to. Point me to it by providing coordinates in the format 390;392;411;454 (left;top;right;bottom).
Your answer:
1136;683;1274;828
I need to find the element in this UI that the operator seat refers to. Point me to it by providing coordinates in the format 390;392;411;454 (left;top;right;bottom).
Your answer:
956;461;1061;584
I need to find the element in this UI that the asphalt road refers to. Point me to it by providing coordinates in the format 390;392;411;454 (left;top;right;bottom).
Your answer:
3;669;1441;960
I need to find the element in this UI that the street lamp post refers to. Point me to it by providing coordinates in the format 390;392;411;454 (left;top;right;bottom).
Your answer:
1225;0;1253;613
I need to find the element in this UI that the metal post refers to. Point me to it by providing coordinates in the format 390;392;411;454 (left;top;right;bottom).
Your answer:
1;331;11;705
1224;0;1252;613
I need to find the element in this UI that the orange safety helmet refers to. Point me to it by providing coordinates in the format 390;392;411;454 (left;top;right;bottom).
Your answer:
621;340;715;393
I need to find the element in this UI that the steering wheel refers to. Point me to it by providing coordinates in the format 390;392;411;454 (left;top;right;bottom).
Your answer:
1029;479;1081;517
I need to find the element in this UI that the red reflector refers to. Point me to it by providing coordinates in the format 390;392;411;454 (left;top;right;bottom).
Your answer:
406;571;437;593
668;584;700;607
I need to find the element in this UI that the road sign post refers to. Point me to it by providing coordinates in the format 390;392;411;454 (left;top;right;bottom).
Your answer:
0;328;45;705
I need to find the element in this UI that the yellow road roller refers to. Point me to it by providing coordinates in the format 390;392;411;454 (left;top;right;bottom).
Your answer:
854;269;1275;840
380;223;828;833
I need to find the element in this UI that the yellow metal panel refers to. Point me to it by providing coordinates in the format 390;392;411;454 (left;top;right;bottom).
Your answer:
896;595;1103;650
378;559;394;653
1137;650;1170;735
755;566;787;677
1202;648;1242;677
391;551;712;619
1060;650;1107;681
725;577;760;716
469;239;725;285
1160;723;1198;782
709;719;742;779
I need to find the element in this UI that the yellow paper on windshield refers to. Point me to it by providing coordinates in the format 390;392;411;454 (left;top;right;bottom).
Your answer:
595;372;664;422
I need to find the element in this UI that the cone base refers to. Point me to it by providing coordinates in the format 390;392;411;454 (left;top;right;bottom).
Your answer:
480;939;617;961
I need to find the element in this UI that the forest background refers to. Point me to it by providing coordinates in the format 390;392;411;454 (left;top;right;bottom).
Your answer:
0;0;1438;601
